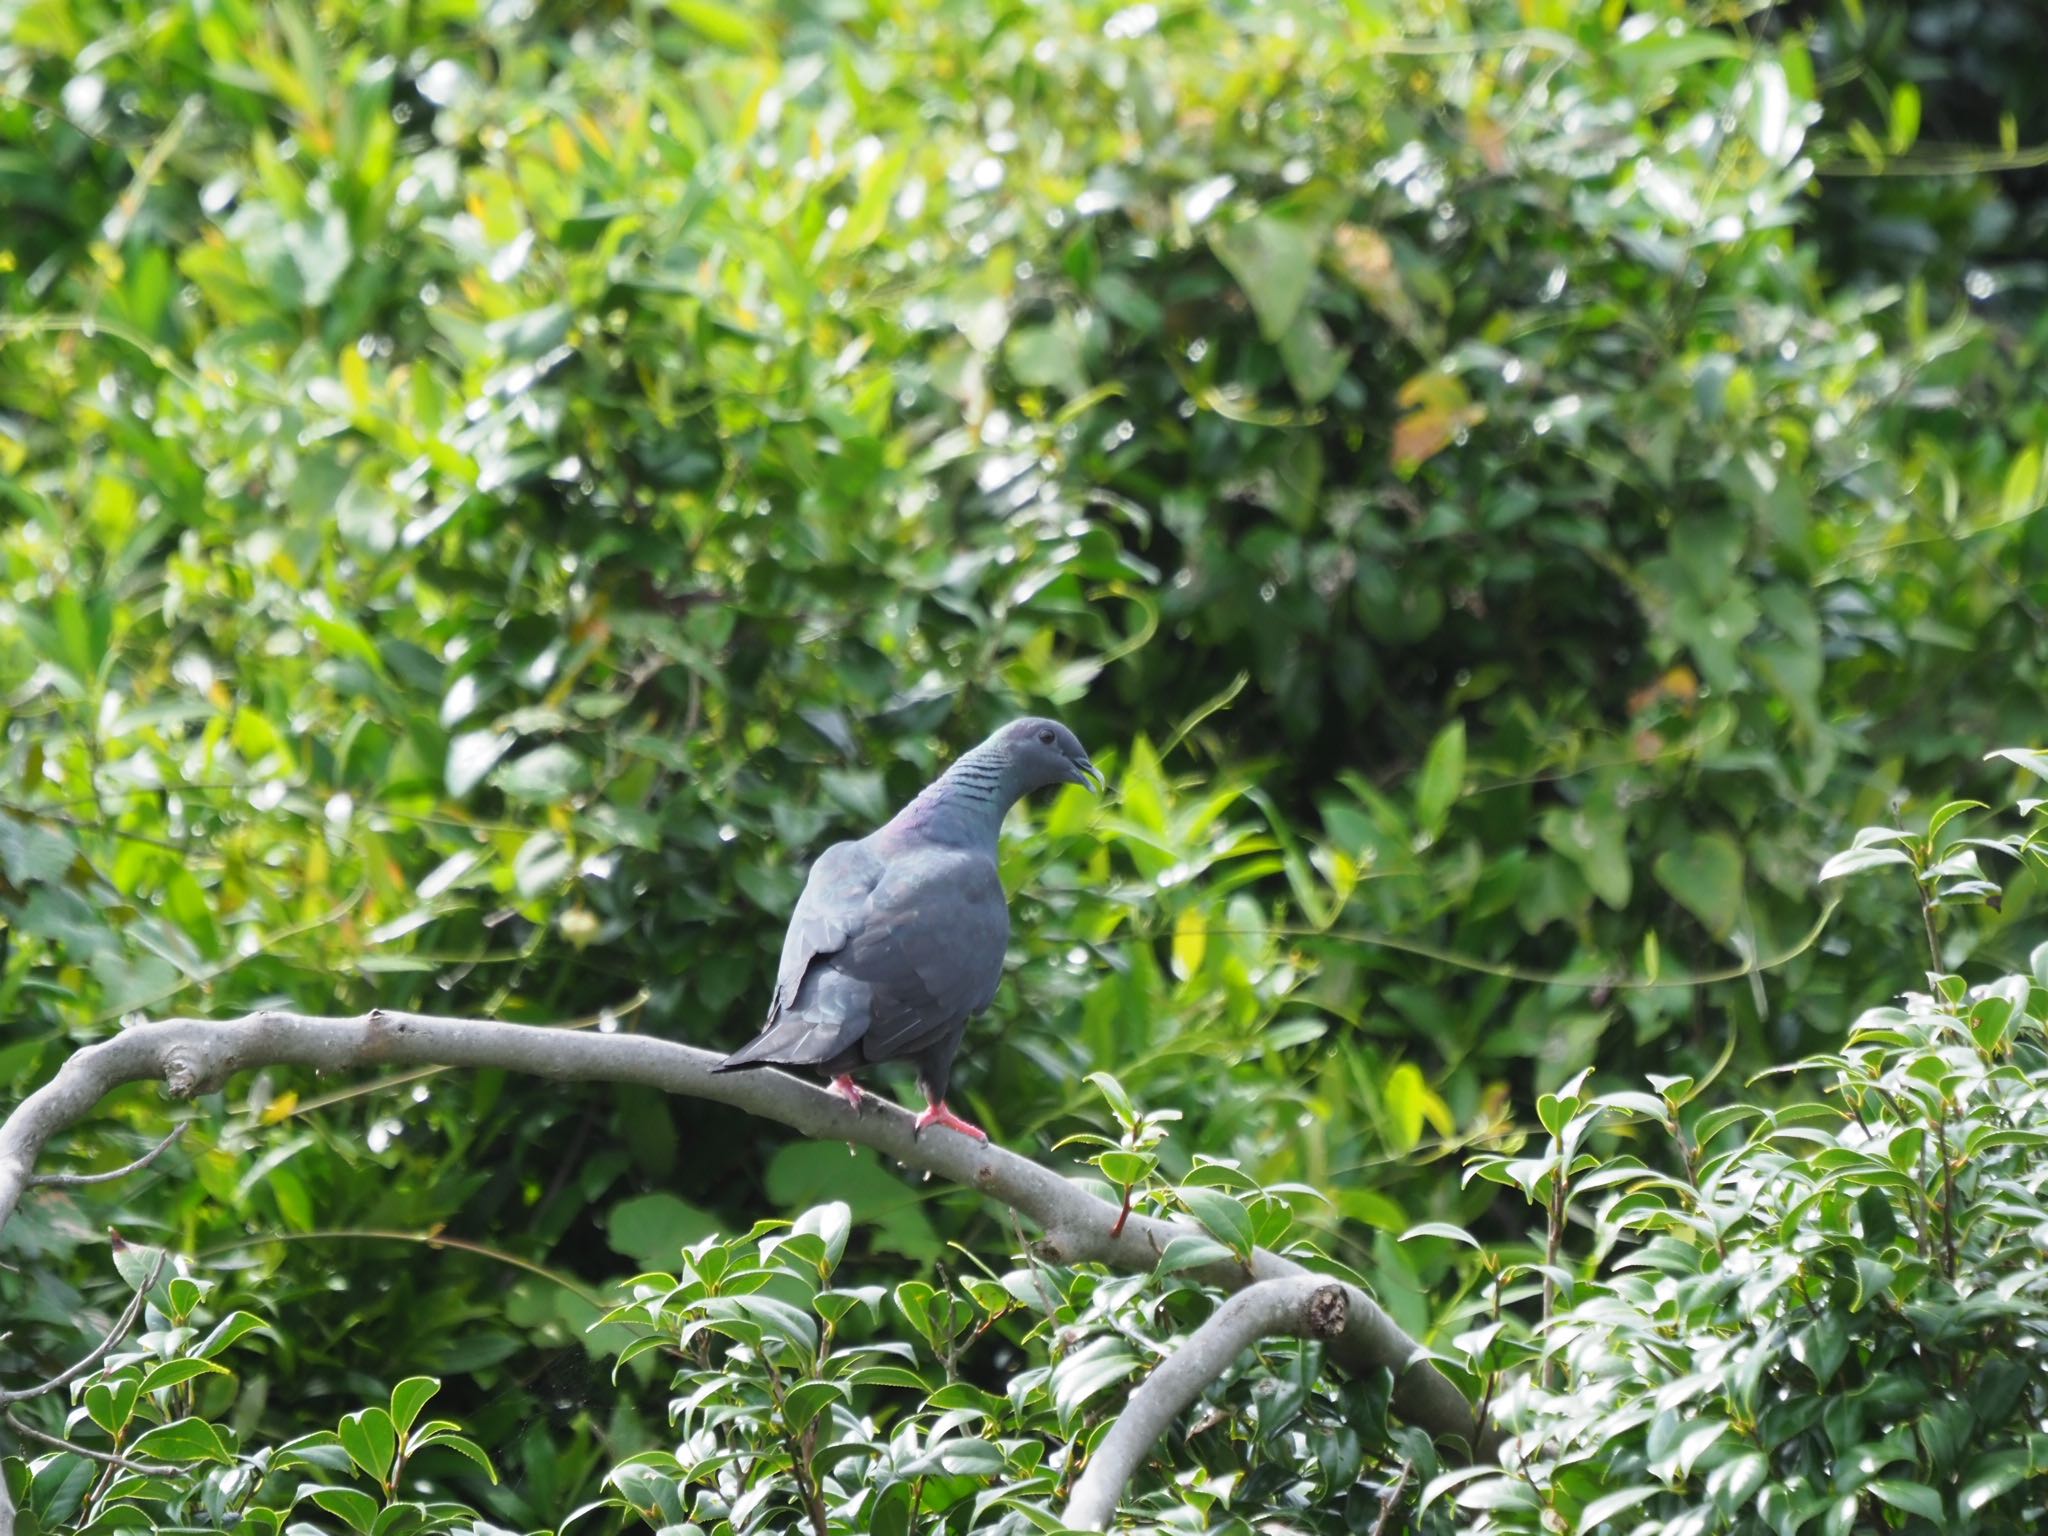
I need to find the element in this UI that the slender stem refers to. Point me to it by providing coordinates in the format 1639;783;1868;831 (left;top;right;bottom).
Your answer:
3;1408;174;1475
1933;1108;1958;1282
762;1358;830;1536
1540;1160;1569;1390
0;1250;166;1404
30;1125;185;1187
1671;1111;1726;1259
1370;1460;1415;1536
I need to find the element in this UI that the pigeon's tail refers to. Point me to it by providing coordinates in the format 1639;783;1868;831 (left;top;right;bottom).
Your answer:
714;999;866;1074
711;1032;784;1073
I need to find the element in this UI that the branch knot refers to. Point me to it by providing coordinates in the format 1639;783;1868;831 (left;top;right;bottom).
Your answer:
1306;1283;1349;1340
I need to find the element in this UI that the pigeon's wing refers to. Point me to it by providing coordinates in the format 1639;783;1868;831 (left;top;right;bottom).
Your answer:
771;838;883;1017
715;838;885;1071
839;848;1009;1064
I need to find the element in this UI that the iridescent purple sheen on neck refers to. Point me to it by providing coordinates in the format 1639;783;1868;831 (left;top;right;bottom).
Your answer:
880;738;1022;850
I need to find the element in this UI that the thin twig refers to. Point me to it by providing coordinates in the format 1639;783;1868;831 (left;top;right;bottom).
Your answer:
31;1125;185;1187
0;1250;166;1404
1370;1459;1415;1536
762;1358;830;1536
4;1407;176;1475
1008;1206;1066;1325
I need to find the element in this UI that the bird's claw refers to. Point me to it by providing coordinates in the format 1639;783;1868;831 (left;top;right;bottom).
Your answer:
830;1074;864;1111
913;1100;989;1142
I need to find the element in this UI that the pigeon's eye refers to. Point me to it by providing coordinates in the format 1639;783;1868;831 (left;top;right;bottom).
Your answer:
1038;729;1055;744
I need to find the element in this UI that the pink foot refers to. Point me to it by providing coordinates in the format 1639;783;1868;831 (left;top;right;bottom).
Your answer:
830;1074;864;1110
913;1099;987;1142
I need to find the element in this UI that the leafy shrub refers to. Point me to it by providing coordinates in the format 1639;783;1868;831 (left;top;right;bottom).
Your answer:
5;0;2048;1521
3;1254;498;1535
1429;766;2048;1534
583;1144;1434;1536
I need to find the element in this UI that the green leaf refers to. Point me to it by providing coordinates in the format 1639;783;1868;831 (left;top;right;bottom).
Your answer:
1539;800;1632;910
83;1377;140;1436
1652;832;1745;939
1870;1480;1943;1521
1085;1071;1137;1125
1154;1233;1233;1275
1170;908;1207;980
1818;846;1915;881
1987;747;2048;782
492;744;590;803
445;730;511;797
1383;1062;1428;1153
1005;321;1086;397
339;1407;398;1484
606;1192;719;1267
110;1239;169;1295
413;1430;499;1483
1179;1187;1254;1259
1414;721;1465;838
1277;310;1349;404
127;1418;235;1465
139;1357;229;1393
1400;1221;1480;1248
1050;1340;1141;1422
372;1504;429;1536
1578;1486;1663;1528
1927;799;1986;841
1887;82;1921;154
1210;201;1335;342
2000;444;2040;520
388;1377;440;1439
0;816;77;884
779;1380;845;1434
667;0;769;50
1956;1447;2027;1516
308;1485;381;1535
512;832;572;897
791;1201;852;1272
1095;1149;1155;1187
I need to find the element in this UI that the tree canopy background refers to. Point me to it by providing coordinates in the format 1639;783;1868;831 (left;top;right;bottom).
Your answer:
4;0;2048;1530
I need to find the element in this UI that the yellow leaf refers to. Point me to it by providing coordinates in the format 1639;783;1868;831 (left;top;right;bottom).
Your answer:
550;120;583;172
340;344;369;408
260;1091;299;1126
1172;909;1207;980
1391;372;1484;477
1331;224;1428;341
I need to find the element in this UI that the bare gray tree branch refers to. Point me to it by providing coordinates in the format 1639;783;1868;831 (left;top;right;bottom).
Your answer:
0;1250;165;1406
0;1008;1494;1461
1064;1276;1353;1531
29;1124;184;1188
3;1407;176;1476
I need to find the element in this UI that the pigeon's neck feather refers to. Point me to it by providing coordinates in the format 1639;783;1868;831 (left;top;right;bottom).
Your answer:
884;742;1016;849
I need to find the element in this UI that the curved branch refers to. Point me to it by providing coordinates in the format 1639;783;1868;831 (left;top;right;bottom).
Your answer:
0;1249;166;1405
30;1124;184;1187
0;1008;1494;1456
1064;1277;1351;1531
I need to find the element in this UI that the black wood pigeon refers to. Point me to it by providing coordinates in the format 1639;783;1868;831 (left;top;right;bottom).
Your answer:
714;717;1101;1140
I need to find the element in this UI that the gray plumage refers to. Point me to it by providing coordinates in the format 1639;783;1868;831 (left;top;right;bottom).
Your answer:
714;717;1101;1138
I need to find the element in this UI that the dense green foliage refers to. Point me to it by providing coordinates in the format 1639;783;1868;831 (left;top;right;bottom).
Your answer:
1438;789;2048;1534
4;0;2047;1528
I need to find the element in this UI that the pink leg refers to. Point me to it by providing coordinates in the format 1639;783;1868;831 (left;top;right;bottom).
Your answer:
913;1098;988;1142
830;1074;864;1110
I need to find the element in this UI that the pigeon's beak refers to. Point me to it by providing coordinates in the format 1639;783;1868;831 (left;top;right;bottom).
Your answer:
1069;756;1105;793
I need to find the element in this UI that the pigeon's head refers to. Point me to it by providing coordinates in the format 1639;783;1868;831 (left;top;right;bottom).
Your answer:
995;717;1104;794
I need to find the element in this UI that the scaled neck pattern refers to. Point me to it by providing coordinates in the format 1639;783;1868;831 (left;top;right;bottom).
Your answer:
885;741;1019;850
